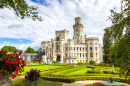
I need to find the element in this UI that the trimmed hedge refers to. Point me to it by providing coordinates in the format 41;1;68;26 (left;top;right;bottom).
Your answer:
87;70;103;74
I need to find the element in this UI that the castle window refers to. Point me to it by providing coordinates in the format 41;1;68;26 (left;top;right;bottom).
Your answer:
71;47;72;50
77;53;78;57
96;53;97;57
83;53;84;57
50;53;51;57
90;52;93;57
71;53;73;57
76;34;78;36
56;37;60;41
66;53;67;57
66;47;67;50
86;53;87;57
83;60;84;62
86;60;87;62
77;47;78;51
69;53;71;57
76;29;78;31
80;47;81;51
83;48;84;51
90;43;92;45
77;60;78;62
95;43;97;45
80;53;81;57
90;47;92;51
95;47;97;51
74;47;75;50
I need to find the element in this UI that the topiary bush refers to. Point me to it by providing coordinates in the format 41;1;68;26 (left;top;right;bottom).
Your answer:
25;69;40;81
89;60;96;65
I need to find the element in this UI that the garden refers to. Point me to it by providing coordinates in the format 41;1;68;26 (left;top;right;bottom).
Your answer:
0;49;130;86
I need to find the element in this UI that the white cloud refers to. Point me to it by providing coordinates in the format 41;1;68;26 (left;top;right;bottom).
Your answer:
0;0;122;51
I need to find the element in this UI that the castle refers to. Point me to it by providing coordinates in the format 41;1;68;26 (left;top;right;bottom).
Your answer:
41;17;103;63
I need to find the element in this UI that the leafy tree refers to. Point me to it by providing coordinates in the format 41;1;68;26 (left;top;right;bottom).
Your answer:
108;0;130;41
2;45;19;52
36;48;42;53
0;0;42;21
109;34;130;79
24;46;36;53
103;28;112;63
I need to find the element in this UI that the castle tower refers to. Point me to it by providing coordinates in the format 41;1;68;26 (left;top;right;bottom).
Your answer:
73;17;84;43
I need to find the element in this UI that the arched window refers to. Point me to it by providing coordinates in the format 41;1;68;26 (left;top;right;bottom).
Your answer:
90;52;93;57
96;53;97;57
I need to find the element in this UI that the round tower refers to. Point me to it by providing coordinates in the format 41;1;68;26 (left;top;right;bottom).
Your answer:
73;17;84;43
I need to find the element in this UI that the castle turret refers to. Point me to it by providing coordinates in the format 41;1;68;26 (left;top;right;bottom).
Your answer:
73;17;84;43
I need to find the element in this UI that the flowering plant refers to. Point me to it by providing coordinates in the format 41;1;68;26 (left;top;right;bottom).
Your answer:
0;49;26;79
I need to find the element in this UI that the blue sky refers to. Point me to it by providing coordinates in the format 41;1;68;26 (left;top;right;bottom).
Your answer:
0;0;121;51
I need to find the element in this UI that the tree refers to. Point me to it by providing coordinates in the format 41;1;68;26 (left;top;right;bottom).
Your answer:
0;0;42;21
108;0;130;41
36;48;42;53
2;45;21;52
24;46;36;53
103;27;112;63
109;34;130;79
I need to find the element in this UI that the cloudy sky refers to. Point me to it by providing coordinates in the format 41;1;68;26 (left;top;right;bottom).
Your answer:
0;0;121;51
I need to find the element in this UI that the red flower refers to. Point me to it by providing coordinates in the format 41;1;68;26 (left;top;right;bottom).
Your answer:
10;61;15;64
7;54;12;57
5;60;10;64
15;67;19;71
18;62;22;64
15;53;20;58
15;60;18;64
19;51;22;55
23;63;26;67
0;69;5;73
1;49;4;51
9;65;11;69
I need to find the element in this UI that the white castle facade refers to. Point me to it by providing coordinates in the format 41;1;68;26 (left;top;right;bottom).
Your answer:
41;17;103;63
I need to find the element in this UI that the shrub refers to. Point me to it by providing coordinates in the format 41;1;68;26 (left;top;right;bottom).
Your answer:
87;70;103;74
77;62;84;65
89;60;96;65
25;69;40;81
52;61;59;64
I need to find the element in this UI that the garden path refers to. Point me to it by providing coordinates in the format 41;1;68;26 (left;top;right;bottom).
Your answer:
12;77;129;86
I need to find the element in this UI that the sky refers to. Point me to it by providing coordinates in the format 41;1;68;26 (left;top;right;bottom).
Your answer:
0;0;121;51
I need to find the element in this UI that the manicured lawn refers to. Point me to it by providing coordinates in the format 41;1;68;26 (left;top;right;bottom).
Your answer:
68;68;92;74
13;78;62;86
11;64;66;78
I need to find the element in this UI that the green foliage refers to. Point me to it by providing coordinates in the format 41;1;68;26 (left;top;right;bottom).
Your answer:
0;0;43;21
77;62;84;65
35;48;42;53
2;45;20;52
24;46;36;53
25;69;40;81
32;58;39;62
52;61;59;64
87;70;103;74
89;60;96;65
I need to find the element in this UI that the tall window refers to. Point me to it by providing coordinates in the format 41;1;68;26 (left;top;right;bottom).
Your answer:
66;47;67;50
90;43;92;45
74;47;75;50
77;53;78;57
80;53;81;57
83;53;84;57
66;53;67;57
90;52;93;57
96;53;97;57
80;47;81;51
95;47;97;51
50;48;51;51
69;53;71;57
50;53;51;57
83;48;84;51
71;53;73;57
71;47;72;50
86;53;87;57
90;47;92;51
77;47;78;51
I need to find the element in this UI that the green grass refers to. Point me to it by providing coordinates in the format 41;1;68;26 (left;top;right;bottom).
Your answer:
13;78;62;86
10;64;66;78
53;66;88;74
